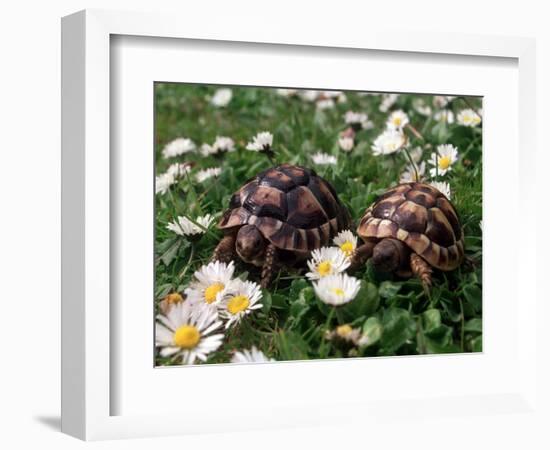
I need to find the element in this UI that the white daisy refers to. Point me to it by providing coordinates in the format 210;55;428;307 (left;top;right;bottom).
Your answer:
299;90;320;102
311;151;337;166
433;109;455;124
379;93;399;112
200;144;216;157
166;162;192;178
161;137;196;158
412;99;432;116
159;292;185;315
430;181;451;199
231;346;275;364
343;110;372;130
155;302;224;365
338;136;355;152
195;167;222;183
219;279;263;329
306;247;350;280
433;95;454;108
336;92;348;104
400;161;426;183
456;108;481;127
371;129;406;156
386;110;410;130
246;131;273;152
210;88;232;107
344;111;367;125
326;324;363;345
428;144;459;177
213;136;235;152
316;98;335;110
185;260;236;307
333;230;358;258
166;214;215;237
155;172;176;195
321;90;344;99
313;273;361;306
276;88;298;97
200;136;235;156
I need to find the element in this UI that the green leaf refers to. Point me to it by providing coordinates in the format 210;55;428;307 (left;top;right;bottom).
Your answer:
160;240;181;266
422;309;442;333
289;279;309;300
464;318;482;333
271;293;288;309
341;281;379;321
380;307;416;354
287;286;313;329
470;335;483;352
261;290;272;314
361;317;383;347
462;284;482;312
275;330;310;360
378;281;402;299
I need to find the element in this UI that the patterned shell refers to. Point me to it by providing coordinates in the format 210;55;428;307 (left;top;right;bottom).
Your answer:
357;182;464;271
218;164;351;253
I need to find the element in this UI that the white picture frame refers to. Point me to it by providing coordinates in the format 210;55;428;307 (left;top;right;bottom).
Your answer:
61;9;538;441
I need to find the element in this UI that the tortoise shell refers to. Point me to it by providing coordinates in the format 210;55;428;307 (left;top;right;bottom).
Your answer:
218;164;351;253
357;182;464;270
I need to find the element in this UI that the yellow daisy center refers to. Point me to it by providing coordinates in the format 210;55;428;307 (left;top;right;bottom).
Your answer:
438;156;452;170
331;288;345;297
165;292;183;305
173;325;200;349
340;241;354;256
336;324;353;337
317;261;333;277
227;295;250;315
204;282;224;304
393;117;402;126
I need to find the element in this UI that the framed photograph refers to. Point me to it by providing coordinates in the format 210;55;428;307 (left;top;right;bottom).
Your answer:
62;9;538;441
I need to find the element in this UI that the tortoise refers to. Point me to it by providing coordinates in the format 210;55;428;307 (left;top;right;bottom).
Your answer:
213;163;351;287
350;182;464;290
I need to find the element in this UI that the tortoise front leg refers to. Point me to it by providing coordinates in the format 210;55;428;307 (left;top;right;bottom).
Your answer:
348;240;377;271
260;243;279;289
212;234;236;263
410;253;433;291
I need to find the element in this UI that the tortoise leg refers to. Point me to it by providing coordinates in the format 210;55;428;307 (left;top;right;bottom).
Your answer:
349;240;377;270
260;243;279;289
410;253;433;291
212;234;236;263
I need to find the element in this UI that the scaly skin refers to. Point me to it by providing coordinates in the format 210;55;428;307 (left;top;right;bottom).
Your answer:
212;234;235;263
410;253;433;291
260;243;278;289
348;240;377;271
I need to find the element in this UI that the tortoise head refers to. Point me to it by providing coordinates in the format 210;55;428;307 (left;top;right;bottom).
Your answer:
371;238;409;273
236;225;266;265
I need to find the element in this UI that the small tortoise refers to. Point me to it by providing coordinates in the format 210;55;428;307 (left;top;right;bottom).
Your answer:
351;182;464;289
213;163;351;287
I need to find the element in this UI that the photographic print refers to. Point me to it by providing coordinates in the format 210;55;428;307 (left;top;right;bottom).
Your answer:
154;84;482;366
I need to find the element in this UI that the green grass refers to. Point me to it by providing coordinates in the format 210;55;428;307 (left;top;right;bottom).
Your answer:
154;84;482;365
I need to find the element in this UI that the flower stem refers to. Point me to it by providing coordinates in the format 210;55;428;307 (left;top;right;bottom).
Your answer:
335;308;345;325
460;96;482;119
406;123;424;141
319;308;336;357
178;243;195;280
458;297;465;352
402;147;419;181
